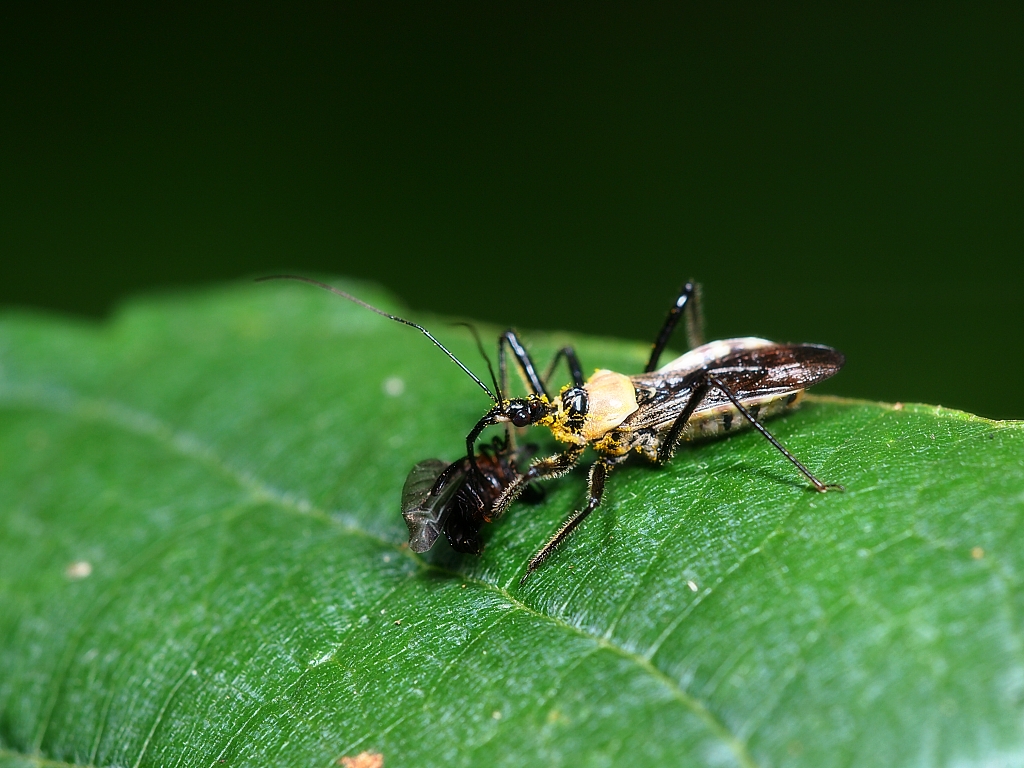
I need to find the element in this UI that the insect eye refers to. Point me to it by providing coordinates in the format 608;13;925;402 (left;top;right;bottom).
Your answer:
508;401;532;427
562;388;589;417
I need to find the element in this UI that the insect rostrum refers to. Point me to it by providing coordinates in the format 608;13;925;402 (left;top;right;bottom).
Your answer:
257;276;844;584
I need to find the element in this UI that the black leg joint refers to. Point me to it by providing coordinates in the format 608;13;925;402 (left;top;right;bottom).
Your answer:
543;346;585;388
499;330;548;398
645;281;702;372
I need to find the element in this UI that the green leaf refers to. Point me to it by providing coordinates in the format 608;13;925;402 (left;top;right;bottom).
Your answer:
1;279;1021;768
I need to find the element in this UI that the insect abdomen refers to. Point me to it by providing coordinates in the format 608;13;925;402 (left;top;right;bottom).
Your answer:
680;390;804;441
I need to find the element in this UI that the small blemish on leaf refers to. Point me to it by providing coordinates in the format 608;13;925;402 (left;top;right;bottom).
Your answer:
383;376;405;397
310;651;333;667
972;547;985;560
893;402;904;411
65;561;92;580
492;710;502;720
338;753;383;768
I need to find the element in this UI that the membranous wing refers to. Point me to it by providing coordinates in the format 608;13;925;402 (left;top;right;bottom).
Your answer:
625;341;845;435
401;458;468;553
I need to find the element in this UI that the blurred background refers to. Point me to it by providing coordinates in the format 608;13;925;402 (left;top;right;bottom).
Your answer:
2;4;1021;418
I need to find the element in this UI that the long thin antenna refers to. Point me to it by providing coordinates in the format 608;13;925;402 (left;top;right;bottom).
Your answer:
451;322;503;403
256;275;497;402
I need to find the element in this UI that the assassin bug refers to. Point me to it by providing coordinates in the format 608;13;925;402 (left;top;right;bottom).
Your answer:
257;275;844;582
468;282;844;581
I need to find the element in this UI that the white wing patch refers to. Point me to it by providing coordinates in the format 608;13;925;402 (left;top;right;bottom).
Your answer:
657;337;775;374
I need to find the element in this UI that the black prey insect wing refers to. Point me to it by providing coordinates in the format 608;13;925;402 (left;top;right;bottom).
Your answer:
401;459;463;553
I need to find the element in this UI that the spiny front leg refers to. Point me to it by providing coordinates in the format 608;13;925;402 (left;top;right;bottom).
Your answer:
490;447;583;521
521;458;613;584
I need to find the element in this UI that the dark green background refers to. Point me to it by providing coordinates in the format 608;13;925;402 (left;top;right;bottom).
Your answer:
3;5;1021;418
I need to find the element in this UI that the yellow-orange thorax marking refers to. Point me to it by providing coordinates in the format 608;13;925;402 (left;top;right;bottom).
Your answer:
543;369;639;445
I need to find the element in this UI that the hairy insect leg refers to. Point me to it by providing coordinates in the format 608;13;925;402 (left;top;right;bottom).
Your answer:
491;447;584;520
499;330;548;398
520;459;612;584
542;346;585;388
645;281;705;372
706;375;844;493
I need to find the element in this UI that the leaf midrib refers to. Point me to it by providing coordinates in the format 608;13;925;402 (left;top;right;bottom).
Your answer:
0;381;758;768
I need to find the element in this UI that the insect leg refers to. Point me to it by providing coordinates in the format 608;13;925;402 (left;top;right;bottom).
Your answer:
429;408;502;494
458;406;506;478
499;330;548;398
707;375;844;492
542;346;585;388
491;446;584;520
520;458;612;584
644;281;705;372
491;333;520;453
656;379;713;464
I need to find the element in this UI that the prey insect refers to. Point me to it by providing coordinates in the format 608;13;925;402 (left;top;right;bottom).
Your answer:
401;434;540;555
257;275;845;584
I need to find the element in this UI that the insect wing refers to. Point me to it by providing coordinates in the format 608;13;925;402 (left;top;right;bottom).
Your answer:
401;459;467;553
656;337;775;375
701;343;844;404
627;343;844;432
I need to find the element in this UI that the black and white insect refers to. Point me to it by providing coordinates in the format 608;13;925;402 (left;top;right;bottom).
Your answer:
257;275;844;582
